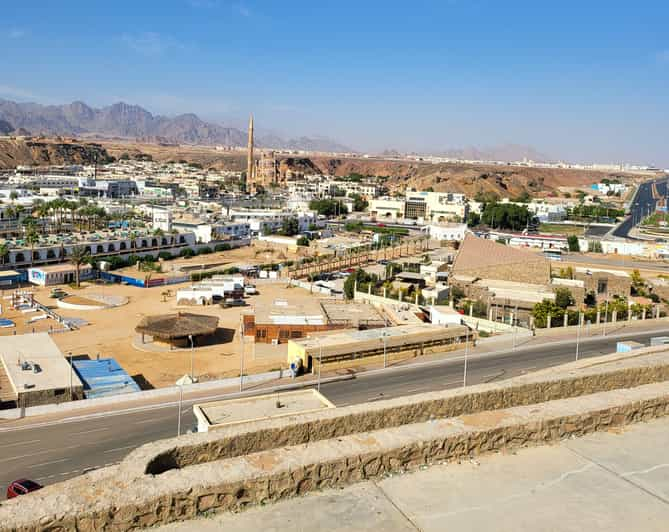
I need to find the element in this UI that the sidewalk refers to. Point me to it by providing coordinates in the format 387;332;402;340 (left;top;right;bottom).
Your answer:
159;416;669;532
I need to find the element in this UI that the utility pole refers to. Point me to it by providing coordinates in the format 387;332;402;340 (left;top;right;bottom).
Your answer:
463;327;469;387
239;316;245;392
575;313;581;361
68;351;73;400
188;334;194;381
176;385;183;437
318;340;322;392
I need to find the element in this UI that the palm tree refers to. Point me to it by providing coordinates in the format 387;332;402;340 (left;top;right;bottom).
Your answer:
0;242;9;267
25;227;39;267
69;246;90;288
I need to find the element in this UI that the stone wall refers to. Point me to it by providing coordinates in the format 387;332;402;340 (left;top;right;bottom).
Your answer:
3;349;669;531
454;259;551;286
3;381;669;531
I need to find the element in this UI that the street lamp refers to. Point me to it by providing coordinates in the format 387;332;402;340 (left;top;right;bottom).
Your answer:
575;312;581;361
68;351;73;400
239;315;245;392
188;334;194;381
463;326;469;387
317;339;322;392
176;384;183;437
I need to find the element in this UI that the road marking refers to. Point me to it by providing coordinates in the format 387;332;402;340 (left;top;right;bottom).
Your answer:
72;426;108;435
0;448;52;463
132;416;173;424
2;439;41;447
104;445;136;454
30;458;69;469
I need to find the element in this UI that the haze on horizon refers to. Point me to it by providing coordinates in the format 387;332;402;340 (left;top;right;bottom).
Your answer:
1;0;668;166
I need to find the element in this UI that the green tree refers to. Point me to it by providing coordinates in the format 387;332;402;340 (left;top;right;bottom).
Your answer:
343;268;377;299
25;227;39;266
280;217;299;236
296;236;310;246
309;199;348;217
69;245;90;288
466;211;480;227
350;194;369;212
554;287;575;309
481;203;533;230
531;299;565;328
0;241;9;266
567;235;580;252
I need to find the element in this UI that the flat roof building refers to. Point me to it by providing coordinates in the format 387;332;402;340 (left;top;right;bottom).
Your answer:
0;333;83;408
193;389;334;433
288;323;469;371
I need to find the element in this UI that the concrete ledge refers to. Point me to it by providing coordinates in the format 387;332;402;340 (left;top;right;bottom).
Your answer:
125;347;669;477
2;380;669;531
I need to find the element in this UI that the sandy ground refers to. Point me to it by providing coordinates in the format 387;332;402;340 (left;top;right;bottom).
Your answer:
114;242;318;280
0;276;333;389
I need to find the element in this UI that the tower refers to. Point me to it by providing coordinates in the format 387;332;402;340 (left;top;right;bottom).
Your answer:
245;114;254;193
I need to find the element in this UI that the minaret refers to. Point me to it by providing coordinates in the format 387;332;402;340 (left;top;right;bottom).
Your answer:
245;114;254;193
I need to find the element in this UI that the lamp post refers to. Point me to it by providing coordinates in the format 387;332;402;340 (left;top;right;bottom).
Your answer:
68;351;73;400
603;299;609;337
176;384;183;437
463;326;469;387
318;340;322;392
188;334;194;381
575;312;581;361
239;316;244;392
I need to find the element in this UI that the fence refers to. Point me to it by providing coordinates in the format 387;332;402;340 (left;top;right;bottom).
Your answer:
99;272;190;288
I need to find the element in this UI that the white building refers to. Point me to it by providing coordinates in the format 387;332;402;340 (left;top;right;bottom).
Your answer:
426;223;467;242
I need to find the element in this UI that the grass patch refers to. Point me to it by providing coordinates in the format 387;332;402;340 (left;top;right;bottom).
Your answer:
539;223;585;236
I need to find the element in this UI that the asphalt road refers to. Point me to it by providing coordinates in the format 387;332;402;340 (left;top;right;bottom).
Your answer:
1;325;668;497
612;178;667;239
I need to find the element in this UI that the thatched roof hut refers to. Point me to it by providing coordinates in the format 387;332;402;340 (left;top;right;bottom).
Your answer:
135;312;219;344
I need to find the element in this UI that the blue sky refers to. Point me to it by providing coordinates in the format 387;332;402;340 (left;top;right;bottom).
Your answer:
1;0;668;165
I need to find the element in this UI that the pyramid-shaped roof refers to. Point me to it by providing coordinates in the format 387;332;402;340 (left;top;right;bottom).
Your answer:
452;233;548;274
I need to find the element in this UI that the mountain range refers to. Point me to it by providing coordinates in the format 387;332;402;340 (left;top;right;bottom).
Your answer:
0;98;353;153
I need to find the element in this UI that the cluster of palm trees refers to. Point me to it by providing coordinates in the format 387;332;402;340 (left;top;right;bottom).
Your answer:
30;198;109;233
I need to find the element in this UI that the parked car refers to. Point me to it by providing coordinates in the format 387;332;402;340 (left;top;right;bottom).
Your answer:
244;285;258;295
7;479;43;499
223;298;246;308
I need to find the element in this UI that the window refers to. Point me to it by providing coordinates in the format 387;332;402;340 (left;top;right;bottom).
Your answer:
290;330;302;339
279;330;290;339
255;329;267;339
597;280;608;294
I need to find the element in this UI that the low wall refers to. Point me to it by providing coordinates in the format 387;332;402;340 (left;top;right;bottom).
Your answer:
3;376;669;531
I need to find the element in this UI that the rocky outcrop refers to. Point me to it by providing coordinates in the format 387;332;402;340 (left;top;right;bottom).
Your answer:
0;137;114;168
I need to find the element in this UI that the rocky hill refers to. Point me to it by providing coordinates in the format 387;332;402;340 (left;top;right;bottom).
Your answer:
0;98;352;152
0;137;113;168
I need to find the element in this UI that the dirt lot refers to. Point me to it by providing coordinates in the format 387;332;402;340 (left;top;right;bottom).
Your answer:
0;278;334;389
115;242;318;280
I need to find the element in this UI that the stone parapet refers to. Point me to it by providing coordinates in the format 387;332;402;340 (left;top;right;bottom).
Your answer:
3;348;669;531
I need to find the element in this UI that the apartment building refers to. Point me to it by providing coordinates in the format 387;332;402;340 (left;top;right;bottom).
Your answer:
369;191;468;222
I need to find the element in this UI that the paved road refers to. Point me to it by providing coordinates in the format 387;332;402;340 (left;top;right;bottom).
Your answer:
562;254;669;272
612;178;667;239
1;325;668;497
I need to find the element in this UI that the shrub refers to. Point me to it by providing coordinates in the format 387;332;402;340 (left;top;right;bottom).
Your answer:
197;247;213;255
158;251;173;261
180;248;195;258
214;243;231;252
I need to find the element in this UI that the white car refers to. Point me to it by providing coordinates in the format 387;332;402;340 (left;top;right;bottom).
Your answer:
244;285;257;295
